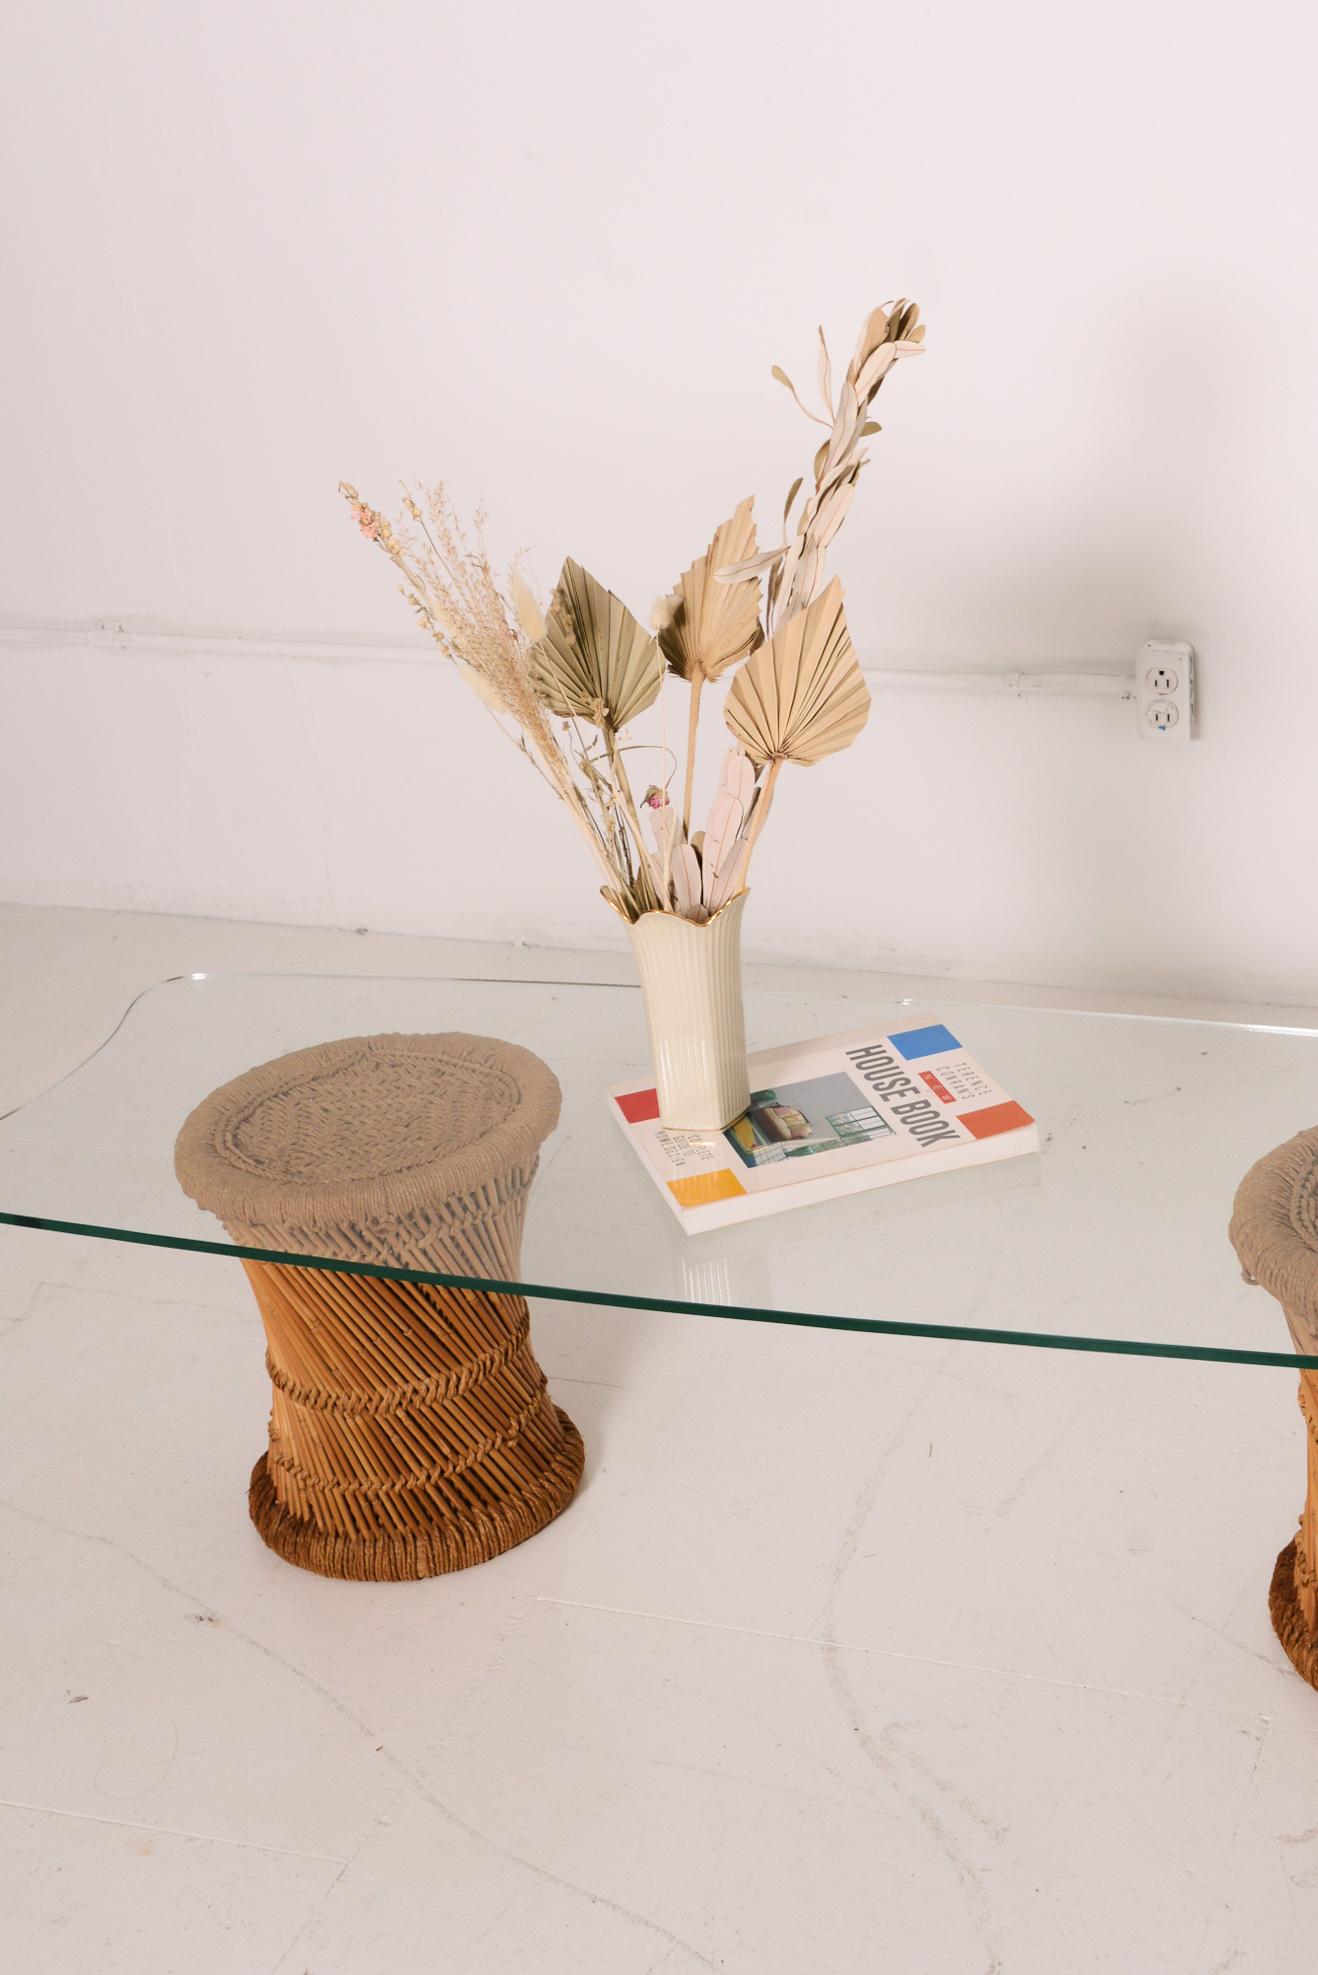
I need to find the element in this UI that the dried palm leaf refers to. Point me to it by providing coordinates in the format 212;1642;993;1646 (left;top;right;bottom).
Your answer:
850;303;891;378
643;789;679;906
701;806;742;910
771;364;830;428
782;476;804;530
854;339;923;402
848;300;925;406
715;545;787;586
661;499;766;832
658;499;764;685
533;558;662;731
718;745;756;815
705;837;748;914
645;791;679;863
670;843;704;921
724;578;869;767
822;380;861;477
700;776;748;909
816;325;833;416
813;470;859;552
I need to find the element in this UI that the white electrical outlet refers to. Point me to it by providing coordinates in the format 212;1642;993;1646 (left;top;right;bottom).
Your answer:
1137;639;1195;741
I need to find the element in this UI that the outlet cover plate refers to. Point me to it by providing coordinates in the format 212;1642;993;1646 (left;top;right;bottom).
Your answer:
1137;640;1195;741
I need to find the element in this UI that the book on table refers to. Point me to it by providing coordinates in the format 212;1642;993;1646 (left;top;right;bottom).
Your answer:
609;1017;1039;1234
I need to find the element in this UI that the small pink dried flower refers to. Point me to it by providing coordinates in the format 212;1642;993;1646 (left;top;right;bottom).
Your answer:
339;483;381;541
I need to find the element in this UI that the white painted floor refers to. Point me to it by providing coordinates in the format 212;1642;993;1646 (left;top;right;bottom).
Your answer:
3;904;1318;1974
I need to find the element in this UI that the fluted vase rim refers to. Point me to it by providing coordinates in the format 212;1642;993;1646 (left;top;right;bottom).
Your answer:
628;888;750;933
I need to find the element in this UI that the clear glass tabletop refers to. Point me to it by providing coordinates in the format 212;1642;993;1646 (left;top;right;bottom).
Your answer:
0;972;1313;1368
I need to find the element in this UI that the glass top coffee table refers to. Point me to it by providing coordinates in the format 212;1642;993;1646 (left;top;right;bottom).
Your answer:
1;970;1314;1369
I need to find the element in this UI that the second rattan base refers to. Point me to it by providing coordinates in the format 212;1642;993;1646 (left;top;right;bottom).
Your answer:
248;1410;585;1582
1268;1538;1318;1691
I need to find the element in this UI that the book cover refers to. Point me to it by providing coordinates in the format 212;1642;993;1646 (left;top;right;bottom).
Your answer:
608;1018;1038;1233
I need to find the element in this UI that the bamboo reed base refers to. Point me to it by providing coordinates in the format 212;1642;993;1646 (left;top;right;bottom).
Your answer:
1267;1377;1318;1691
241;1257;584;1582
174;1032;582;1583
1229;1127;1318;1693
1269;1541;1318;1690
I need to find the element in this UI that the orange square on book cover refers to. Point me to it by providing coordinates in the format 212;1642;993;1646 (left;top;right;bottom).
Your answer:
959;1099;1034;1140
668;1170;746;1209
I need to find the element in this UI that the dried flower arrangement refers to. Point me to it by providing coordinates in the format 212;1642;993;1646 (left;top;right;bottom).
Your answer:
340;299;925;930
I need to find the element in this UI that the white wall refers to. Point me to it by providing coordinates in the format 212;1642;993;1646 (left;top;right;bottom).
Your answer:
2;0;1315;1000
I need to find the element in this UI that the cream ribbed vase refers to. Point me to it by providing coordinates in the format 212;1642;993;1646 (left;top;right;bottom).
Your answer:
626;890;751;1130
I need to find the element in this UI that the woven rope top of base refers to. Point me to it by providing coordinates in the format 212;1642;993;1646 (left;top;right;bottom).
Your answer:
174;1031;561;1233
1230;1125;1318;1354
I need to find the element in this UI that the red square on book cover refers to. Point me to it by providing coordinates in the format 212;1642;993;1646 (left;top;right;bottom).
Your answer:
959;1099;1034;1140
616;1087;660;1124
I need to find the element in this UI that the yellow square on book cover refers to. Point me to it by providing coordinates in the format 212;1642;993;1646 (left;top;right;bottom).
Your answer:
667;1169;746;1209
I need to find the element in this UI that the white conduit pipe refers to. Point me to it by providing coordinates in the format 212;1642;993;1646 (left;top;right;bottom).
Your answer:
0;622;1138;698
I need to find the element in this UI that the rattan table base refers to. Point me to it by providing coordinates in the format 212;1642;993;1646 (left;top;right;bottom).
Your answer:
1230;1127;1318;1693
240;1257;584;1582
174;1032;583;1582
1263;1375;1318;1691
1270;1540;1318;1690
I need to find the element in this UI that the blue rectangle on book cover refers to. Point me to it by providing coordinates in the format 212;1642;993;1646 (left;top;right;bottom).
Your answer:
888;1023;961;1060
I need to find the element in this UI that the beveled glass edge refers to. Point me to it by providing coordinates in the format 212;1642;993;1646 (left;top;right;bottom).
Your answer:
4;966;1316;1139
4;970;1317;1370
2;1210;1315;1371
0;974;191;1126
167;968;1318;1041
